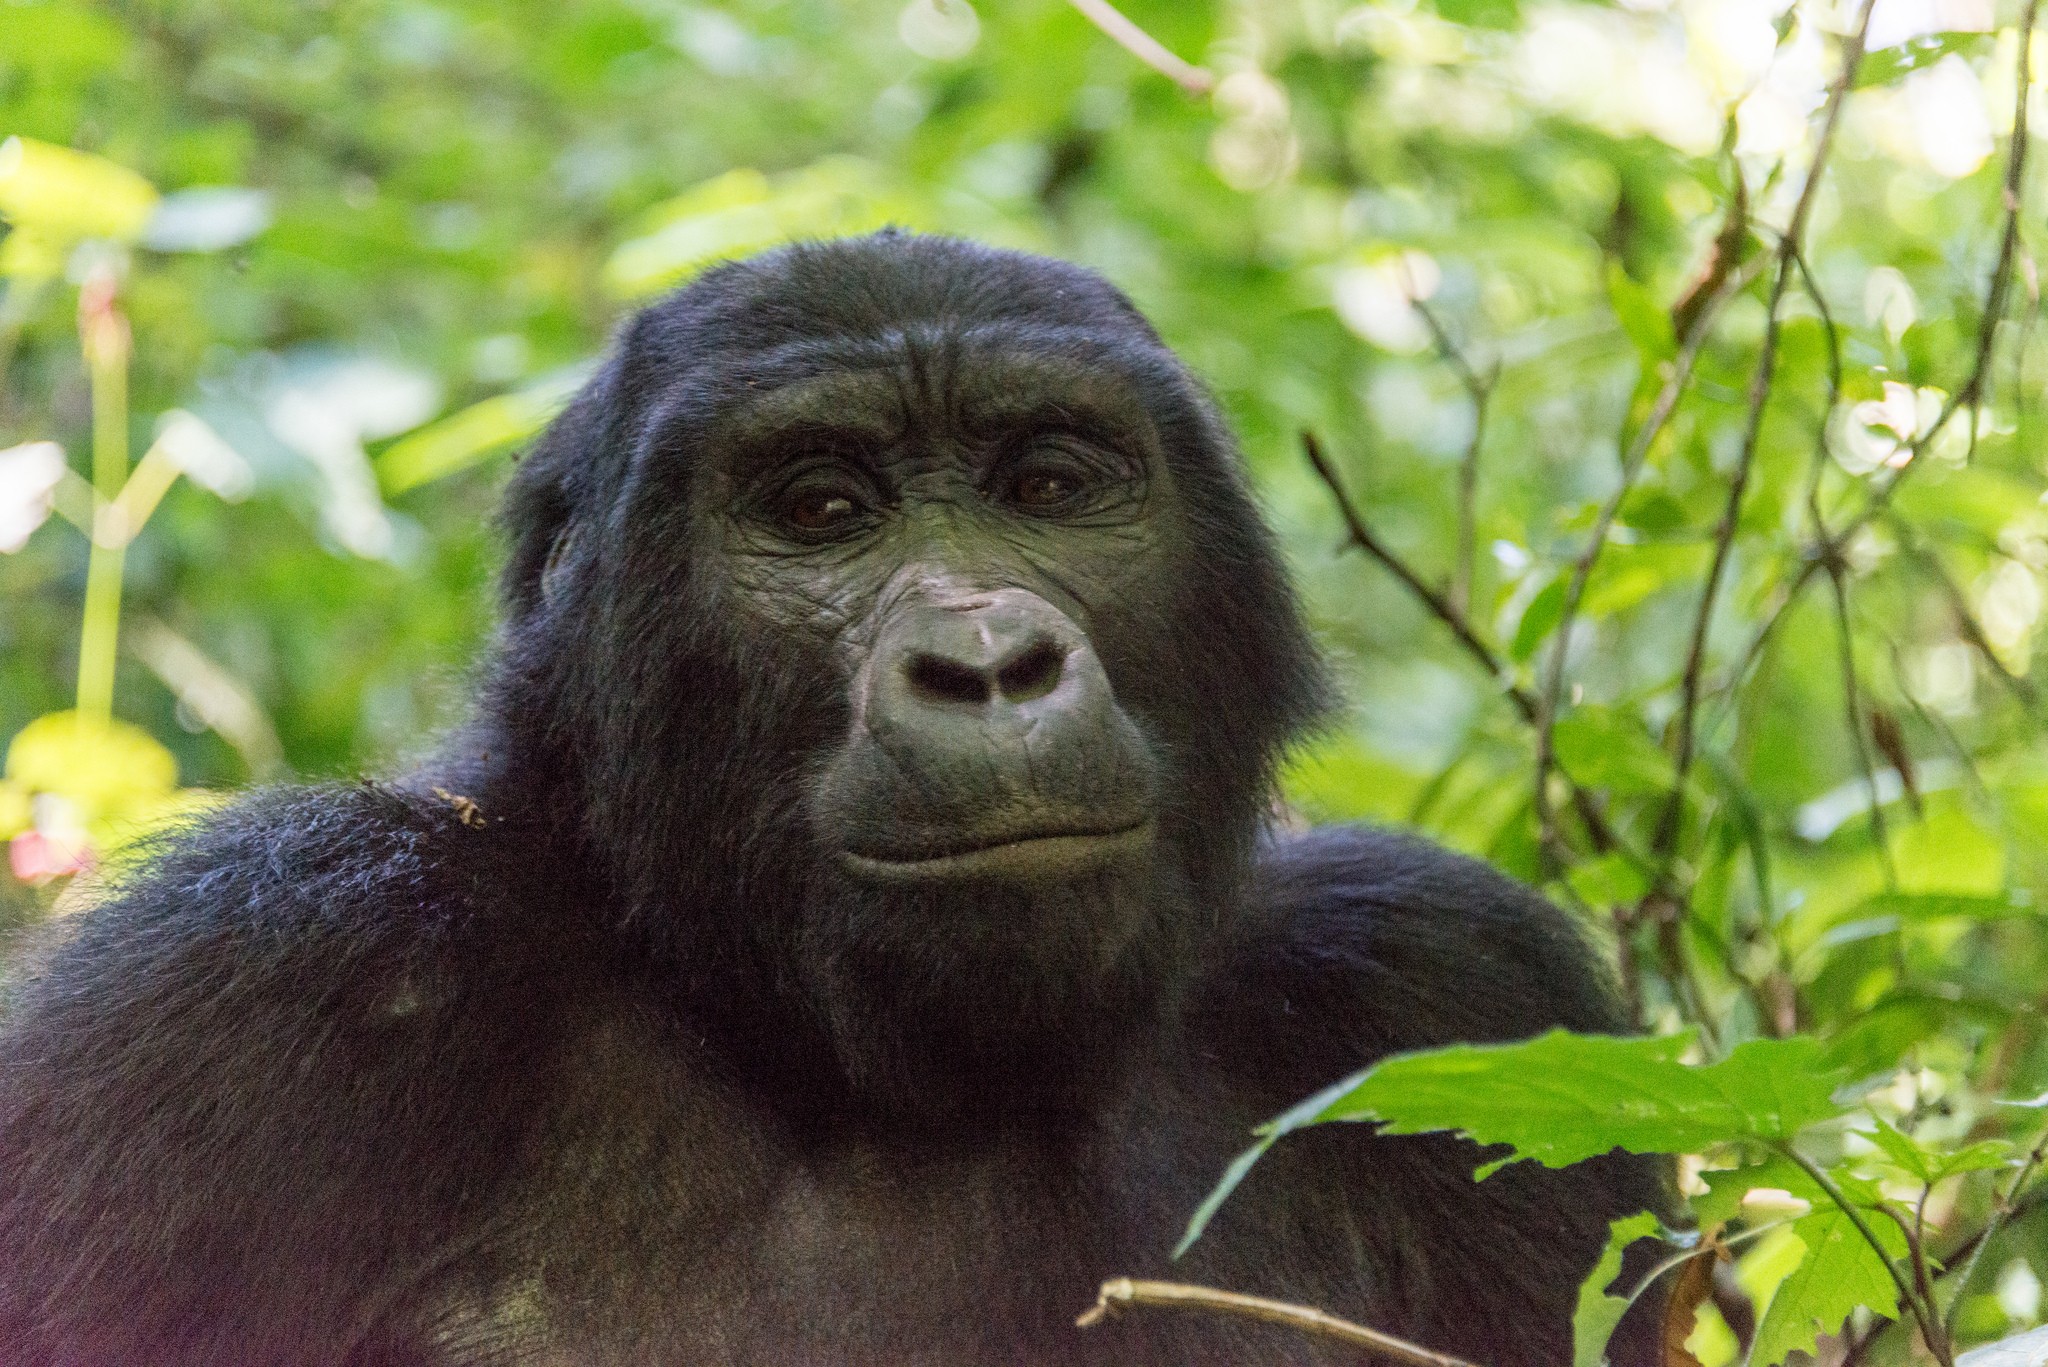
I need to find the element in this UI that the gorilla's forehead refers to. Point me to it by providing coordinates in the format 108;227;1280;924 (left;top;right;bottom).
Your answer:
659;327;1173;477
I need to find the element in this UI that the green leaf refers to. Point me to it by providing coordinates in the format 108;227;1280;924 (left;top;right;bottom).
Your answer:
1751;1206;1907;1367
0;136;157;243
603;157;923;298
1864;1115;1936;1183
1855;1118;2008;1184
376;366;592;495
1855;31;1990;88
1572;1211;1660;1367
1606;260;1676;368
1509;573;1565;663
1693;1156;1909;1367
1553;706;1677;795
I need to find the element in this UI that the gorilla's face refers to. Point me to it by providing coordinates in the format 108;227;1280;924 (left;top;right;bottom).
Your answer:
505;237;1323;1098
703;336;1174;890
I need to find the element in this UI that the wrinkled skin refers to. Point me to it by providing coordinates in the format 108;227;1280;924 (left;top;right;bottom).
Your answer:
0;233;1669;1366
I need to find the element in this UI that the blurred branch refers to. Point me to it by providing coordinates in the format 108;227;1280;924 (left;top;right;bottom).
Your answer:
1823;562;1896;884
1408;296;1497;619
1076;1279;1480;1367
1887;516;2040;711
1066;0;1214;96
1303;432;1634;865
127;617;286;780
1657;0;1874;863
1836;0;2040;535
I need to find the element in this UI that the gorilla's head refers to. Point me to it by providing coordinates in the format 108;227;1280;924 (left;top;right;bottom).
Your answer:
493;232;1325;1109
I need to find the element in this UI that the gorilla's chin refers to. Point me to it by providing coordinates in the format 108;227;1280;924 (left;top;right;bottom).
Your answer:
789;851;1194;1117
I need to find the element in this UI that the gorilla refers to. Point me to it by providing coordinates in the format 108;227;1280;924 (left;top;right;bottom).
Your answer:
0;232;1665;1365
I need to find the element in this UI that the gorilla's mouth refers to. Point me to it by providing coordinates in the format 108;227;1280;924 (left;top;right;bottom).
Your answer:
840;818;1155;883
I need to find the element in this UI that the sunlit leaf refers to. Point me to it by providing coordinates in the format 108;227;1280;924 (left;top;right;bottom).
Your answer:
4;710;177;823
0;136;157;242
1572;1210;1661;1367
604;157;925;298
1750;1207;1906;1367
1182;1033;1847;1254
376;364;593;494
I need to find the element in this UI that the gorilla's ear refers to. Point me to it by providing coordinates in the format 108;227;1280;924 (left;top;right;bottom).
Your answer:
498;354;631;617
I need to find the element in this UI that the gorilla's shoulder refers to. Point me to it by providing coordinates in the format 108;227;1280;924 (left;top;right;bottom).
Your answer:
1189;823;1631;1103
11;781;543;982
0;784;575;1348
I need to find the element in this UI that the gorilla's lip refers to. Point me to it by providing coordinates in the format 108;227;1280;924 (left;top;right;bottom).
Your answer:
840;817;1155;882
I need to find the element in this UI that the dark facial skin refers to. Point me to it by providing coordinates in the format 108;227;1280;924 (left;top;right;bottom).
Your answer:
702;335;1174;888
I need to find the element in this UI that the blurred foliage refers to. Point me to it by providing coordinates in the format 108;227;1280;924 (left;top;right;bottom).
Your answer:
10;0;2048;1358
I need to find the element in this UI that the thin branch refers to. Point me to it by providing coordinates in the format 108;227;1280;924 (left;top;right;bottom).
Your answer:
1065;0;1214;95
1302;431;1635;864
1310;432;1630;860
1715;0;2042;731
1531;251;1769;863
1834;0;2040;537
1075;1279;1483;1367
1657;0;1875;862
1823;560;1897;885
1410;296;1496;619
1887;516;2041;711
1305;431;1518;708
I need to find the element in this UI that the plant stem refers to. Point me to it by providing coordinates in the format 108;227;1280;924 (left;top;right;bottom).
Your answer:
75;276;131;723
1075;1279;1482;1367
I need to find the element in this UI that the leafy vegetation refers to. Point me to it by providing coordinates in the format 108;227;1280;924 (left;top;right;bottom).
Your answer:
8;0;2048;1360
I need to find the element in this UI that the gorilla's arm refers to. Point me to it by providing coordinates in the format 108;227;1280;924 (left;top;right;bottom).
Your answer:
0;786;548;1366
1191;824;1672;1366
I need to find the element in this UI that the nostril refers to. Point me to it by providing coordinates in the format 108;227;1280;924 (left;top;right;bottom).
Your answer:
997;641;1065;703
906;654;993;707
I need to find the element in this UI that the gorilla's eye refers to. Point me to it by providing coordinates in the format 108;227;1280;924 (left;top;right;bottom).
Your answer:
780;486;864;534
999;457;1095;514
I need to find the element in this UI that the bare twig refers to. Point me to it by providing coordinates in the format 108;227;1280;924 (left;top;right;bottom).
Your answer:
1076;1279;1484;1367
1409;297;1496;618
1834;0;2040;538
1657;0;1875;862
1823;562;1896;884
1887;516;2041;711
1706;0;2041;739
1065;0;1214;95
1305;432;1518;706
1302;432;1634;863
1532;251;1769;859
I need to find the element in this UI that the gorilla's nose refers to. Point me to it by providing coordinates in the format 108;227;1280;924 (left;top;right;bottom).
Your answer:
893;594;1076;715
822;588;1157;881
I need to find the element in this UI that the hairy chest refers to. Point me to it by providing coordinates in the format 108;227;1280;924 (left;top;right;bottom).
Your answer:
413;1015;1347;1366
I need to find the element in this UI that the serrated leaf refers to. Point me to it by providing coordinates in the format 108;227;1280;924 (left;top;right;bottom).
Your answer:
1751;1207;1906;1367
1696;1154;1879;1231
1318;1032;1846;1163
1864;1116;1936;1182
1574;1210;1661;1367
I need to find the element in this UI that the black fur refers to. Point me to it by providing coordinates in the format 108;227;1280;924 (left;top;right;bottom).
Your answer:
0;233;1665;1365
